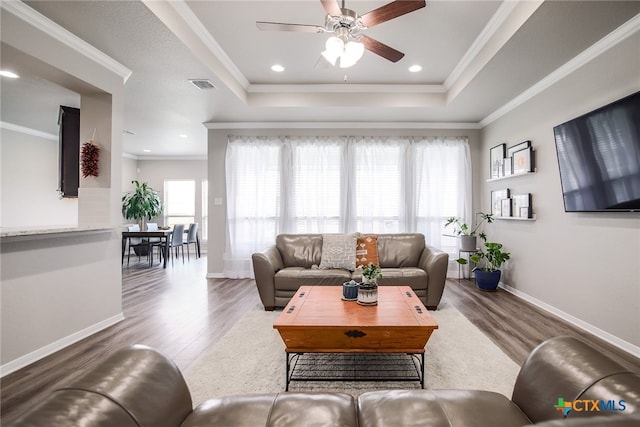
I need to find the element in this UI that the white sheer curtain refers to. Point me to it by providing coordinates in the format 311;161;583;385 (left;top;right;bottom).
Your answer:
224;135;471;278
286;137;347;233
223;136;282;278
412;137;472;263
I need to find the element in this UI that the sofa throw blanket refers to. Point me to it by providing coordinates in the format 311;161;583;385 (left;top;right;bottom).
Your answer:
319;234;357;271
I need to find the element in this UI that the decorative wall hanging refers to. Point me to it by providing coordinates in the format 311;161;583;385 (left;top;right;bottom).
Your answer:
81;129;100;178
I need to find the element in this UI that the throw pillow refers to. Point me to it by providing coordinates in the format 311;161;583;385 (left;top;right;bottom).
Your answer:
319;234;357;271
356;234;379;268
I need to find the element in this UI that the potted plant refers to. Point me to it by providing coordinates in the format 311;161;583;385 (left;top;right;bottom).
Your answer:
444;212;493;251
358;263;382;306
122;180;164;255
464;241;511;291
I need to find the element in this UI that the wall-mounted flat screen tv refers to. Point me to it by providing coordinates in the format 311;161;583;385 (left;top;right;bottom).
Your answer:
553;91;640;212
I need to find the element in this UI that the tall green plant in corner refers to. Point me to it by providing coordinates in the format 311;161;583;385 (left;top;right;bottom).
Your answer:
122;180;163;228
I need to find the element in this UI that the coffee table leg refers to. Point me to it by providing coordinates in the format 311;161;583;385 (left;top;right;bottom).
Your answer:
421;352;425;389
285;352;290;391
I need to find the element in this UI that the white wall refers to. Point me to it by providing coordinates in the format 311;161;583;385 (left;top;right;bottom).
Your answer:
206;128;483;277
481;33;640;349
1;128;78;227
1;5;125;374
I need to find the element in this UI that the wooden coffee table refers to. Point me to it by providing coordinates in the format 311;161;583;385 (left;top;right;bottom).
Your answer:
273;285;438;390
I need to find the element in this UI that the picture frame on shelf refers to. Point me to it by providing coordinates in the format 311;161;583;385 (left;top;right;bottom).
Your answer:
491;188;510;217
507;140;531;157
490;143;506;179
512;193;532;218
503;156;513;176
501;199;512;217
513;147;533;174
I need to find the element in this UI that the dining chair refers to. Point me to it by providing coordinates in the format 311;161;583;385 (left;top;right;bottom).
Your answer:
146;222;164;264
126;224;150;266
184;223;199;260
168;224;185;265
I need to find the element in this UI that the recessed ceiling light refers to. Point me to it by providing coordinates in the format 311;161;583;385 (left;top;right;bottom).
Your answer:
271;64;285;72
143;149;151;153
0;70;20;78
409;65;422;73
179;134;188;138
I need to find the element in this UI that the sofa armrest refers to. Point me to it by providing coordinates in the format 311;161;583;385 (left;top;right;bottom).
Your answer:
418;244;449;310
252;246;284;311
512;336;640;424
9;345;193;427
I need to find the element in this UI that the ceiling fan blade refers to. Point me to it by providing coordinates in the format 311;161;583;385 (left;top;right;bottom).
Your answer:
359;35;404;62
320;0;342;17
256;21;325;33
360;0;426;28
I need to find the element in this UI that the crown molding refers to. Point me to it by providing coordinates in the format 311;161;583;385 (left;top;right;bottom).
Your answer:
444;0;519;90
480;12;640;127
247;84;446;94
166;0;249;89
122;152;139;160
135;155;207;161
0;121;57;141
204;121;481;130
1;0;132;84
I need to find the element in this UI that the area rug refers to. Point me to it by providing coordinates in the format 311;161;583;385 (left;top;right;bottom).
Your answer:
184;301;520;406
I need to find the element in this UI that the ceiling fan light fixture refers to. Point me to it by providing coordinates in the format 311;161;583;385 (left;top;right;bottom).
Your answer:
339;41;364;68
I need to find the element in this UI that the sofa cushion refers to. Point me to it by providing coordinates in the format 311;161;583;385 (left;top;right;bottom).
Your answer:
377;234;425;268
183;393;357;427
358;389;531;427
276;234;323;268
275;267;352;291
356;234;380;268
319;233;357;271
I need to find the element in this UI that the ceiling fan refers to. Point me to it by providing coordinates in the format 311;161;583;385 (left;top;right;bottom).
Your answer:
256;0;426;68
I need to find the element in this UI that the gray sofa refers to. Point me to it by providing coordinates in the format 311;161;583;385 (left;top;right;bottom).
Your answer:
252;233;449;310
8;336;640;426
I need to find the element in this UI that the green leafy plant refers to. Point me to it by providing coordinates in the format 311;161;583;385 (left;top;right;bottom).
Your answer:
122;180;163;227
444;212;493;239
461;241;511;272
361;263;382;286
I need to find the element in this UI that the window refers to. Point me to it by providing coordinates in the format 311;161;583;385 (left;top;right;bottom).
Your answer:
224;136;471;278
164;180;195;227
290;140;342;233
353;138;406;232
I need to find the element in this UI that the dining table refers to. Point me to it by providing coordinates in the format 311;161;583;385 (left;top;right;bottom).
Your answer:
121;229;173;268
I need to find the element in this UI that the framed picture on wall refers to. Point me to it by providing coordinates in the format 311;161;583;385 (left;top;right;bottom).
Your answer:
491;188;510;217
507;140;531;157
513;147;533;174
501;199;512;217
512;193;532;218
490;143;506;178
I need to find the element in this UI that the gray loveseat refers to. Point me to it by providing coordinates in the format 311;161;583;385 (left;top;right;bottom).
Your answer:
252;233;449;310
9;336;640;426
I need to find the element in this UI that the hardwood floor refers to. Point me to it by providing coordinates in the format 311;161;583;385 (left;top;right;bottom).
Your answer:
2;257;638;423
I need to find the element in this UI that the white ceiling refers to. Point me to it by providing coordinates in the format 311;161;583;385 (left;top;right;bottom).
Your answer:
2;1;639;158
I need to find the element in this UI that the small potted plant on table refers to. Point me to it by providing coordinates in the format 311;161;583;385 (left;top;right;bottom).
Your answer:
358;263;382;306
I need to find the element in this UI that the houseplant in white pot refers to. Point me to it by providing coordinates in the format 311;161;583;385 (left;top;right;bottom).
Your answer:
444;212;493;251
358;263;382;306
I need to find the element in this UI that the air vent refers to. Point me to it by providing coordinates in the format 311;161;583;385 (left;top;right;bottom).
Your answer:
189;79;216;90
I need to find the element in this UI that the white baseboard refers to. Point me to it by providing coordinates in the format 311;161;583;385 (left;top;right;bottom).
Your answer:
500;283;640;358
206;273;225;278
0;313;125;378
